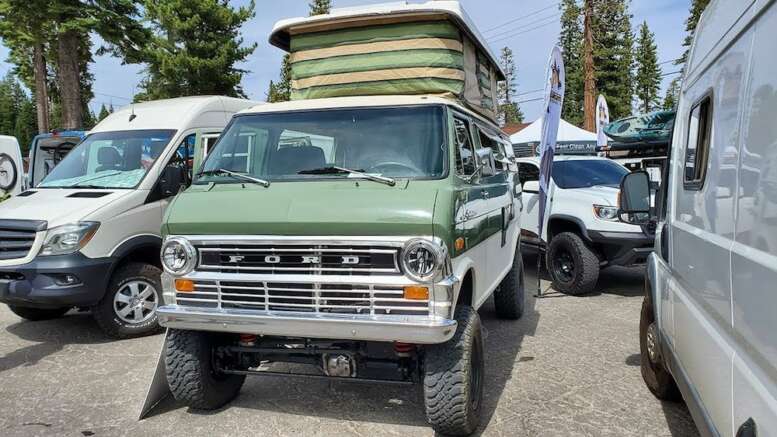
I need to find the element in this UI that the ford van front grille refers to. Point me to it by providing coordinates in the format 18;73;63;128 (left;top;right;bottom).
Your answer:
0;220;45;261
175;280;429;316
196;244;401;276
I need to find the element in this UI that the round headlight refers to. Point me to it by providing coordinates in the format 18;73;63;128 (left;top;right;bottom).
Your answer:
402;239;444;282
161;237;197;275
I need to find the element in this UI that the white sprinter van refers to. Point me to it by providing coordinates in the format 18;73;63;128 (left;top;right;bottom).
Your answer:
0;96;258;338
619;1;777;435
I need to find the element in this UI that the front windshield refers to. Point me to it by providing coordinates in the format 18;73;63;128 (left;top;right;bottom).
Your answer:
553;159;629;189
39;130;175;189
197;106;446;183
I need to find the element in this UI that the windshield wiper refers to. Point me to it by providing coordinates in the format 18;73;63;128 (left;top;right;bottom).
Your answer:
298;166;396;187
199;168;270;187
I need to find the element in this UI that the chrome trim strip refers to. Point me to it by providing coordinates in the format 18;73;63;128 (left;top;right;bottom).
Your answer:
182;235;432;246
157;305;458;344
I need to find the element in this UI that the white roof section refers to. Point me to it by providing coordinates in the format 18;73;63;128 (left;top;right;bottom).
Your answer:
0;135;20;148
90;96;261;134
269;1;505;80
510;117;597;144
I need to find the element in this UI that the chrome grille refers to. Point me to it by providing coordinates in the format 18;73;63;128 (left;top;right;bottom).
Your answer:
0;220;43;261
176;280;429;316
196;244;400;276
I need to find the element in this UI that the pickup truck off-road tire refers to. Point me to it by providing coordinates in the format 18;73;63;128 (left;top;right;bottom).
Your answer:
165;329;246;410
423;306;484;436
547;232;599;295
640;296;680;400
494;248;525;319
92;262;163;339
7;305;69;321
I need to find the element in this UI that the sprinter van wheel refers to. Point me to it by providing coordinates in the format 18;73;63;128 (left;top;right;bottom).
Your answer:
423;306;484;436
640;296;680;400
92;263;163;339
547;232;599;295
494;247;525;319
7;305;69;321
165;329;246;410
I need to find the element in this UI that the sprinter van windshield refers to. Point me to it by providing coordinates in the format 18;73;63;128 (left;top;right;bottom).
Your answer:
197;106;447;183
39;129;176;189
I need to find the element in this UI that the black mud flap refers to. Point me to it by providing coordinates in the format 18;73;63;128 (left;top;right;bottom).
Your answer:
138;330;172;420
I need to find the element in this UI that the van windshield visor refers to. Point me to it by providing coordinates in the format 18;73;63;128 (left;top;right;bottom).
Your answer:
196;106;446;184
39;130;176;189
552;159;630;189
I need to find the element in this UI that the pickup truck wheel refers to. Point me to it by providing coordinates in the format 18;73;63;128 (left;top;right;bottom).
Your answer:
165;329;246;410
92;263;163;339
547;232;599;295
423;306;484;436
7;305;69;321
493;248;525;319
640;297;680;400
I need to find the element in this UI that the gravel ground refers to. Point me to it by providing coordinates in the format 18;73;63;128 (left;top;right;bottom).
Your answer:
0;256;699;437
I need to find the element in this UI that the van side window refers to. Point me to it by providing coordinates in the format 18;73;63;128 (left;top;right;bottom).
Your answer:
477;127;505;172
684;95;712;190
518;163;539;185
453;118;476;176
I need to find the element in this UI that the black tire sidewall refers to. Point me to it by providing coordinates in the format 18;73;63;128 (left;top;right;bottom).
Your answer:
547;232;599;295
93;263;162;338
494;247;525;319
0;153;18;192
639;296;680;400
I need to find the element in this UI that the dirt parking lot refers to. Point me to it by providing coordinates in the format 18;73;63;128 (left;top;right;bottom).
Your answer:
0;257;699;437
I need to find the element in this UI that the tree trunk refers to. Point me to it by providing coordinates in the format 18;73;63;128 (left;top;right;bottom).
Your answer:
32;44;50;134
583;0;596;132
56;30;82;129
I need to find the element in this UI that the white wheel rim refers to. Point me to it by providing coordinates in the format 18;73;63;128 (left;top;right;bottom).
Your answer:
113;280;158;324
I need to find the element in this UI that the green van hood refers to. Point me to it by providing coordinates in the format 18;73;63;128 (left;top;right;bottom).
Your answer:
164;180;441;237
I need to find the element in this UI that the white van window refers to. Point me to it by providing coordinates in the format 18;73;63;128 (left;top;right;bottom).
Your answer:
684;95;712;190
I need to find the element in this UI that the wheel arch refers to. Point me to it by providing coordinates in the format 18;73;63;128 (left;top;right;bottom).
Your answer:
109;235;163;278
547;214;591;242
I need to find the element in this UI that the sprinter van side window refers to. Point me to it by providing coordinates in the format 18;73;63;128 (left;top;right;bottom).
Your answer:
684;95;713;190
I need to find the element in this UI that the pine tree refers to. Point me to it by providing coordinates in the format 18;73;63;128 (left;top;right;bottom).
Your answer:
136;0;257;100
98;104;110;121
635;21;662;113
14;99;37;152
559;0;584;126
663;77;681;111
270;0;333;103
591;0;635;119
497;47;524;125
676;0;710;69
309;0;332;16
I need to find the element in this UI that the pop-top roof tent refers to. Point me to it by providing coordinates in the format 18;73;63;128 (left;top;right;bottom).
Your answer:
510;117;597;157
269;1;506;123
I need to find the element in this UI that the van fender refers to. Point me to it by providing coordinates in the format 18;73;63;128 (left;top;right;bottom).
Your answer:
450;254;476;309
110;234;162;260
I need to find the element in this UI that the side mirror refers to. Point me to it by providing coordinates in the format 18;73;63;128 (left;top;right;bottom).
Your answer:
476;148;496;177
159;164;186;197
522;180;540;193
618;171;652;224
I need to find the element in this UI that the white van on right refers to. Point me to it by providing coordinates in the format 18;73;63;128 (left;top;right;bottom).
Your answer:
619;1;777;436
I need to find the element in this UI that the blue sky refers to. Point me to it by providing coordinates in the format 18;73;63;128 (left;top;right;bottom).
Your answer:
0;0;690;122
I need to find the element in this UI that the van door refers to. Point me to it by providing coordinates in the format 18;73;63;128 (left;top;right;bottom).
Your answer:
731;4;777;433
670;29;753;435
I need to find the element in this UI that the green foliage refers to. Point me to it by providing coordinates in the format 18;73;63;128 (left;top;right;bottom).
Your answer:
663;77;680;111
559;0;583;126
591;0;635;120
635;21;661;113
98;103;111;121
309;0;332;16
136;0;257;100
0;74;37;150
497;47;523;125
676;0;710;69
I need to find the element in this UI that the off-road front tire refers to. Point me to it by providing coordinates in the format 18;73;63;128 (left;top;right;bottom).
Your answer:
92;262;163;339
165;329;246;410
493;248;525;319
7;305;69;321
547;232;599;295
640;296;680;400
423;306;484;436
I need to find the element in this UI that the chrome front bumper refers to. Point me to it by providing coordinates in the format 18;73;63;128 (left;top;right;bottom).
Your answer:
157;306;458;344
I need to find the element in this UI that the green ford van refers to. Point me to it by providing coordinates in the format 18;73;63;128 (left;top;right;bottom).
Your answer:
155;95;526;435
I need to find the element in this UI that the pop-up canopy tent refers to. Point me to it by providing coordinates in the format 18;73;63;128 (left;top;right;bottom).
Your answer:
510;117;597;157
269;1;505;123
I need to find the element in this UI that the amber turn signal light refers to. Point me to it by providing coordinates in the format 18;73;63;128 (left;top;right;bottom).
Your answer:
403;285;429;300
175;279;195;292
455;237;465;251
